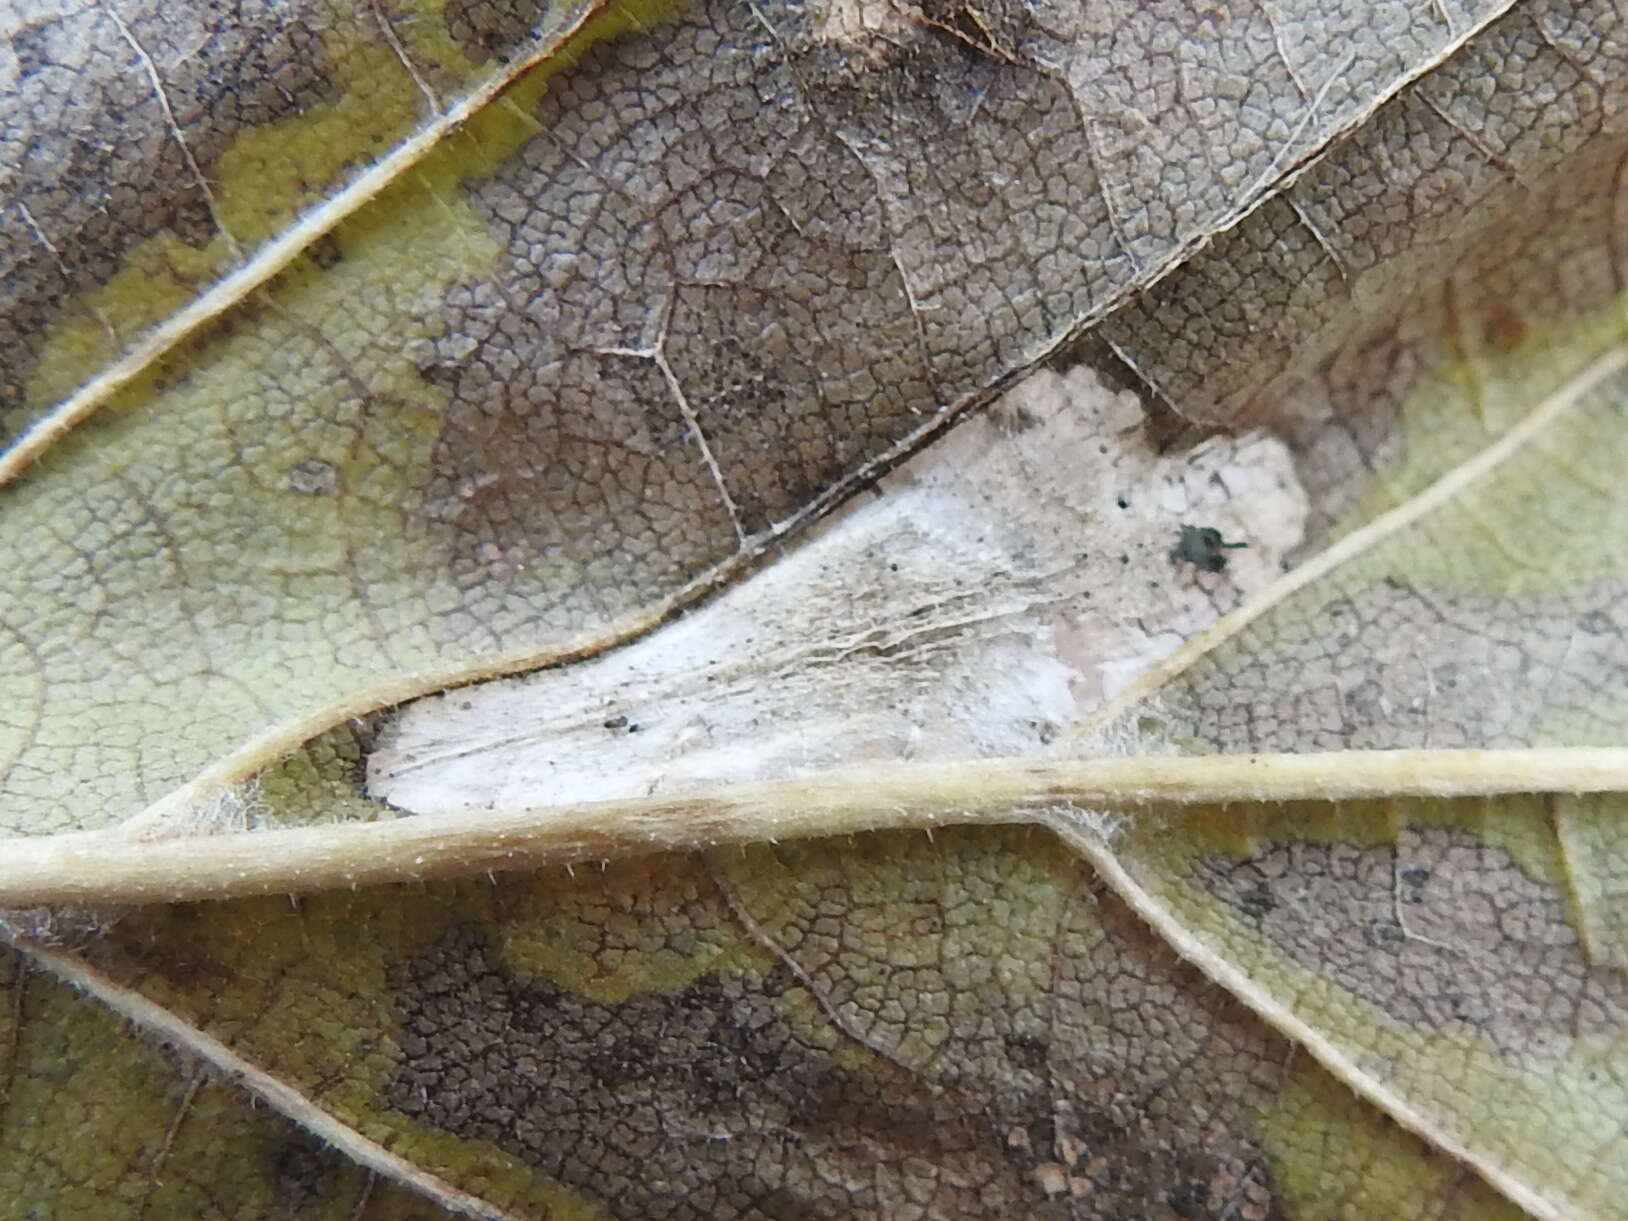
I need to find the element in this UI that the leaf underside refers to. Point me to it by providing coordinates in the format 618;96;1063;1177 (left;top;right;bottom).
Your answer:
4;0;1628;1218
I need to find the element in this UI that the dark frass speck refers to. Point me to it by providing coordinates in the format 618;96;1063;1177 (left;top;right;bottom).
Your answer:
1171;525;1246;573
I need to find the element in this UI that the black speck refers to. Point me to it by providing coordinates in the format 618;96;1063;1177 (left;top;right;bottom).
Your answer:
1237;882;1277;920
1581;611;1615;635
626;723;641;734
1115;496;1129;509
602;715;628;730
1365;918;1405;948
1171;524;1247;573
305;232;343;270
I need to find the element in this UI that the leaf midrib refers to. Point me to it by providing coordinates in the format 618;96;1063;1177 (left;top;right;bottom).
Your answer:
5;746;1628;907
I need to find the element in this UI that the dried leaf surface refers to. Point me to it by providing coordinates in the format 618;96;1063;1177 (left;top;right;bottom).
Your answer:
0;0;1523;834
7;833;1530;1220
3;1;1627;1218
0;945;457;1218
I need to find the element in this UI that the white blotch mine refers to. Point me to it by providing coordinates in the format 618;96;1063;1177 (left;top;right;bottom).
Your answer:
370;367;1308;814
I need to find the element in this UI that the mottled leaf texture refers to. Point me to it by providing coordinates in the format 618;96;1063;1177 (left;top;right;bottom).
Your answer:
3;0;1628;1218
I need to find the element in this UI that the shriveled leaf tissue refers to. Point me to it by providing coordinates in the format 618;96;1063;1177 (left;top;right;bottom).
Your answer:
3;0;1627;1218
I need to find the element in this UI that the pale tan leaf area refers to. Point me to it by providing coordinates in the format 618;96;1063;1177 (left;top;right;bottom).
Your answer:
2;0;1626;1217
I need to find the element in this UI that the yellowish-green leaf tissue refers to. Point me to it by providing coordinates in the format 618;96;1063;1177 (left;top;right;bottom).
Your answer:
5;0;1628;1219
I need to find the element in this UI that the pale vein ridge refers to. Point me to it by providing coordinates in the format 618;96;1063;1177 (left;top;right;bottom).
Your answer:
102;2;243;260
655;349;747;541
1079;341;1628;738
0;0;611;488
1047;818;1568;1221
10;748;1628;907
1042;0;1521;375
5;937;523;1221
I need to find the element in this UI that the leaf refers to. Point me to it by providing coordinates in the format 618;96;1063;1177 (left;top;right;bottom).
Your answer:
0;0;1519;835
3;0;1626;1218
0;937;456;1218
2;0;627;471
